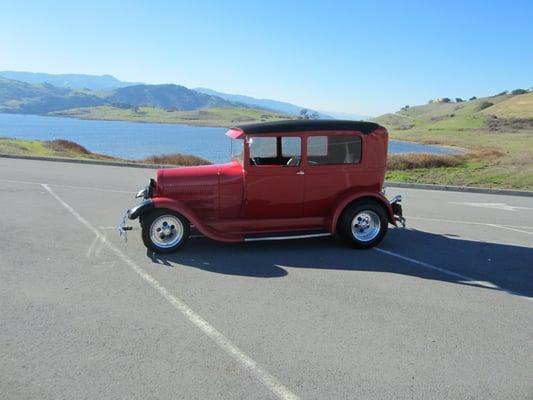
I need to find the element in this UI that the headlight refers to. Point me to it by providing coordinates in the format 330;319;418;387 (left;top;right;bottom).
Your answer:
135;179;156;199
135;187;148;198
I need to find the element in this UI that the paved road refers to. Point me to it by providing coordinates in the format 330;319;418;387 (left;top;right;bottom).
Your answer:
1;158;532;400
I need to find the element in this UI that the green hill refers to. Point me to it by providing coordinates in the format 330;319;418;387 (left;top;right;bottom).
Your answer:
0;77;290;126
373;94;521;131
373;91;533;190
107;84;232;110
0;77;238;114
479;92;533;119
0;77;105;114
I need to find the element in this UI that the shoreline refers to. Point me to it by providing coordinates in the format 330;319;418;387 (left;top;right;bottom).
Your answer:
52;113;230;128
1;135;531;190
388;137;466;154
0;111;231;128
0;111;467;153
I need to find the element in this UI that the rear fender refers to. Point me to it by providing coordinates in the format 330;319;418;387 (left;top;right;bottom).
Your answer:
328;191;396;233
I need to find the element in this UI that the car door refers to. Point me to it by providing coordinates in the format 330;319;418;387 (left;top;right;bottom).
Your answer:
243;135;304;219
302;133;364;217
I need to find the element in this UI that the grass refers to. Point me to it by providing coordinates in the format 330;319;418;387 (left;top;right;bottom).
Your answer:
0;138;107;159
384;150;533;189
51;106;291;127
480;92;533;118
373;92;533;190
0;138;211;166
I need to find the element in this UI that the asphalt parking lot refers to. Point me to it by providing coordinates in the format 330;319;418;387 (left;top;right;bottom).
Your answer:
1;157;532;400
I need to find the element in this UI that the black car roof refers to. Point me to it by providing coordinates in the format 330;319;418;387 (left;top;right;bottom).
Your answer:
233;119;382;135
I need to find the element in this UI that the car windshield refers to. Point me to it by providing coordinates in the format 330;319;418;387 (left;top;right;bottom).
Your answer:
230;138;244;164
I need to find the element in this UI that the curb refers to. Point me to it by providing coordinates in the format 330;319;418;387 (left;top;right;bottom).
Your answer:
2;153;532;198
385;181;533;198
0;153;171;169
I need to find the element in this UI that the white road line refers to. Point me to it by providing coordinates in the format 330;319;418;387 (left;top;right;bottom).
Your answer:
449;202;533;212
408;216;533;232
0;178;133;194
486;224;533;235
86;235;101;259
374;248;532;302
374;248;493;285
41;183;300;400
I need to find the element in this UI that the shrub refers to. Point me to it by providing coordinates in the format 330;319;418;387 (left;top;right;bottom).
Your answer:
494;90;508;96
441;98;451;103
469;96;477;100
45;139;90;154
486;117;533;132
387;153;464;170
510;88;527;95
478;101;494;111
455;98;464;102
142;153;211;166
111;102;133;109
471;148;504;159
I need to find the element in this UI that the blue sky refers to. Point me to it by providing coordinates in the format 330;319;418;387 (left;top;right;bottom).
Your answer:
1;1;532;116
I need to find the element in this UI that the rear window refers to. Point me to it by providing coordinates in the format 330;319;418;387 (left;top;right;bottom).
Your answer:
307;136;361;165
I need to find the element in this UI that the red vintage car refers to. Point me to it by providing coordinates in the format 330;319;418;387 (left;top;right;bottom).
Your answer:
120;120;405;253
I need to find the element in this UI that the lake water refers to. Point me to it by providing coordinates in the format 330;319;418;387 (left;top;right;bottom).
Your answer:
0;113;461;163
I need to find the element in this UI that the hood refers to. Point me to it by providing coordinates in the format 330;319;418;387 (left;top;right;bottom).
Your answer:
155;161;242;196
155;161;243;220
157;163;219;191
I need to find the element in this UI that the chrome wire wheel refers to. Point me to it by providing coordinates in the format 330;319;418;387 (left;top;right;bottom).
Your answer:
351;210;381;242
149;214;184;249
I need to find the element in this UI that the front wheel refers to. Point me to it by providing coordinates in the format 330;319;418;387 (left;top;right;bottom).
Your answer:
339;201;388;249
141;209;190;253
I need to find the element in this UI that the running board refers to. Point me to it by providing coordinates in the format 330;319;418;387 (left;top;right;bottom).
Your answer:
244;231;331;242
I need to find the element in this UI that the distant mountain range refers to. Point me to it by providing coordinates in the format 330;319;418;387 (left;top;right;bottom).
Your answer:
195;88;369;120
0;71;367;119
0;71;139;90
108;84;233;110
194;87;328;118
0;77;241;114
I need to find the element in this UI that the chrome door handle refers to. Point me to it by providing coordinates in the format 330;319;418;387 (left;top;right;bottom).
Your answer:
296;170;305;175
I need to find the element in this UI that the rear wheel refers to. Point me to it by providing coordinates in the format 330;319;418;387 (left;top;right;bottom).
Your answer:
141;209;190;253
339;201;388;249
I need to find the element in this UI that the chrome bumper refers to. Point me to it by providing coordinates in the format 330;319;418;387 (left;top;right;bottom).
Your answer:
390;195;406;227
118;210;133;242
118;199;153;242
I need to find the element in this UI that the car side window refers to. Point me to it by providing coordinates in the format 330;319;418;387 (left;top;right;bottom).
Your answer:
307;136;361;165
249;136;301;166
250;137;276;158
282;137;301;166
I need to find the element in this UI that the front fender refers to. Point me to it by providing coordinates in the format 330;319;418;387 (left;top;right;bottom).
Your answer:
127;199;154;219
151;197;243;243
328;191;396;233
